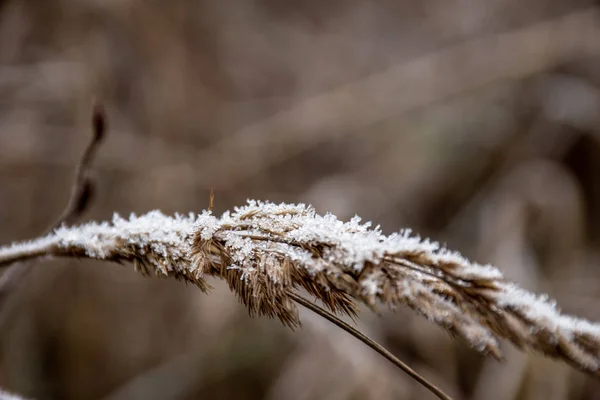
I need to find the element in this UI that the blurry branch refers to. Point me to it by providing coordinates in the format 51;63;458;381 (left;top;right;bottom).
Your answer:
173;7;600;189
0;9;598;187
52;104;106;229
0;104;106;322
442;120;582;244
394;109;580;229
469;160;582;400
326;77;587;229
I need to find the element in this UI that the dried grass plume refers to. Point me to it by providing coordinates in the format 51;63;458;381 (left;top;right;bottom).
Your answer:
1;200;600;378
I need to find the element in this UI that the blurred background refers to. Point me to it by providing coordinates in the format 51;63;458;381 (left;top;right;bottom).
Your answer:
1;0;600;399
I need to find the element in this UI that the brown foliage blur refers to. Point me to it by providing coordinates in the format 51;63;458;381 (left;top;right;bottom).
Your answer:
2;0;600;399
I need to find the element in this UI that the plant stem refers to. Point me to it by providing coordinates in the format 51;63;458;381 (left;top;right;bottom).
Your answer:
288;291;453;400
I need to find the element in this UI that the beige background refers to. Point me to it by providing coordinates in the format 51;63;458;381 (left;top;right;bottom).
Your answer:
1;1;600;399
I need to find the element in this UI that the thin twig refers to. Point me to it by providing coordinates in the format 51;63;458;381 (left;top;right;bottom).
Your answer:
52;103;106;230
0;104;106;313
287;291;454;400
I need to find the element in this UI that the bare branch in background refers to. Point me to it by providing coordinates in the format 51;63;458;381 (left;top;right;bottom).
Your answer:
51;104;106;229
0;104;106;318
175;7;600;190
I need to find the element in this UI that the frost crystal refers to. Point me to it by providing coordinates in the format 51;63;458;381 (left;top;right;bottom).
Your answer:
1;200;600;374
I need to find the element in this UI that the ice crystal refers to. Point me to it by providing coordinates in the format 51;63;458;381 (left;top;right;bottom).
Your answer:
1;200;600;375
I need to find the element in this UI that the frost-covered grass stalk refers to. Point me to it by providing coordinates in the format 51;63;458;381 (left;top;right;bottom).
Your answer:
1;200;600;377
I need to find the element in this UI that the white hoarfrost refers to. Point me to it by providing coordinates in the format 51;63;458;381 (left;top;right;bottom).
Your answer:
1;200;600;372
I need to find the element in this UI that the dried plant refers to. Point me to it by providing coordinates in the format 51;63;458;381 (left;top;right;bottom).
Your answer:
1;200;600;378
2;109;600;400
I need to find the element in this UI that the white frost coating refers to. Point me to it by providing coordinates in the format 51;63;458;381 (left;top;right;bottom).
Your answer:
214;201;505;288
496;283;600;337
1;234;59;257
361;272;382;296
194;210;221;240
51;210;199;274
2;199;600;373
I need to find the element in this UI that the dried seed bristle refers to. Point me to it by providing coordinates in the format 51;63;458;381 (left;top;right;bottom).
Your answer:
1;200;600;375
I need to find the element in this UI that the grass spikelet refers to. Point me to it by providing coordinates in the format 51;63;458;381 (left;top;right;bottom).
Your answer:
2;200;600;378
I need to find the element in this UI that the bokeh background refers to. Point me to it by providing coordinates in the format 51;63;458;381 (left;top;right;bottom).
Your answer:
1;1;600;399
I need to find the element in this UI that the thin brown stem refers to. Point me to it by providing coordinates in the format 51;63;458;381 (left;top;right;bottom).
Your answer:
0;103;107;316
52;103;106;229
287;291;454;400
